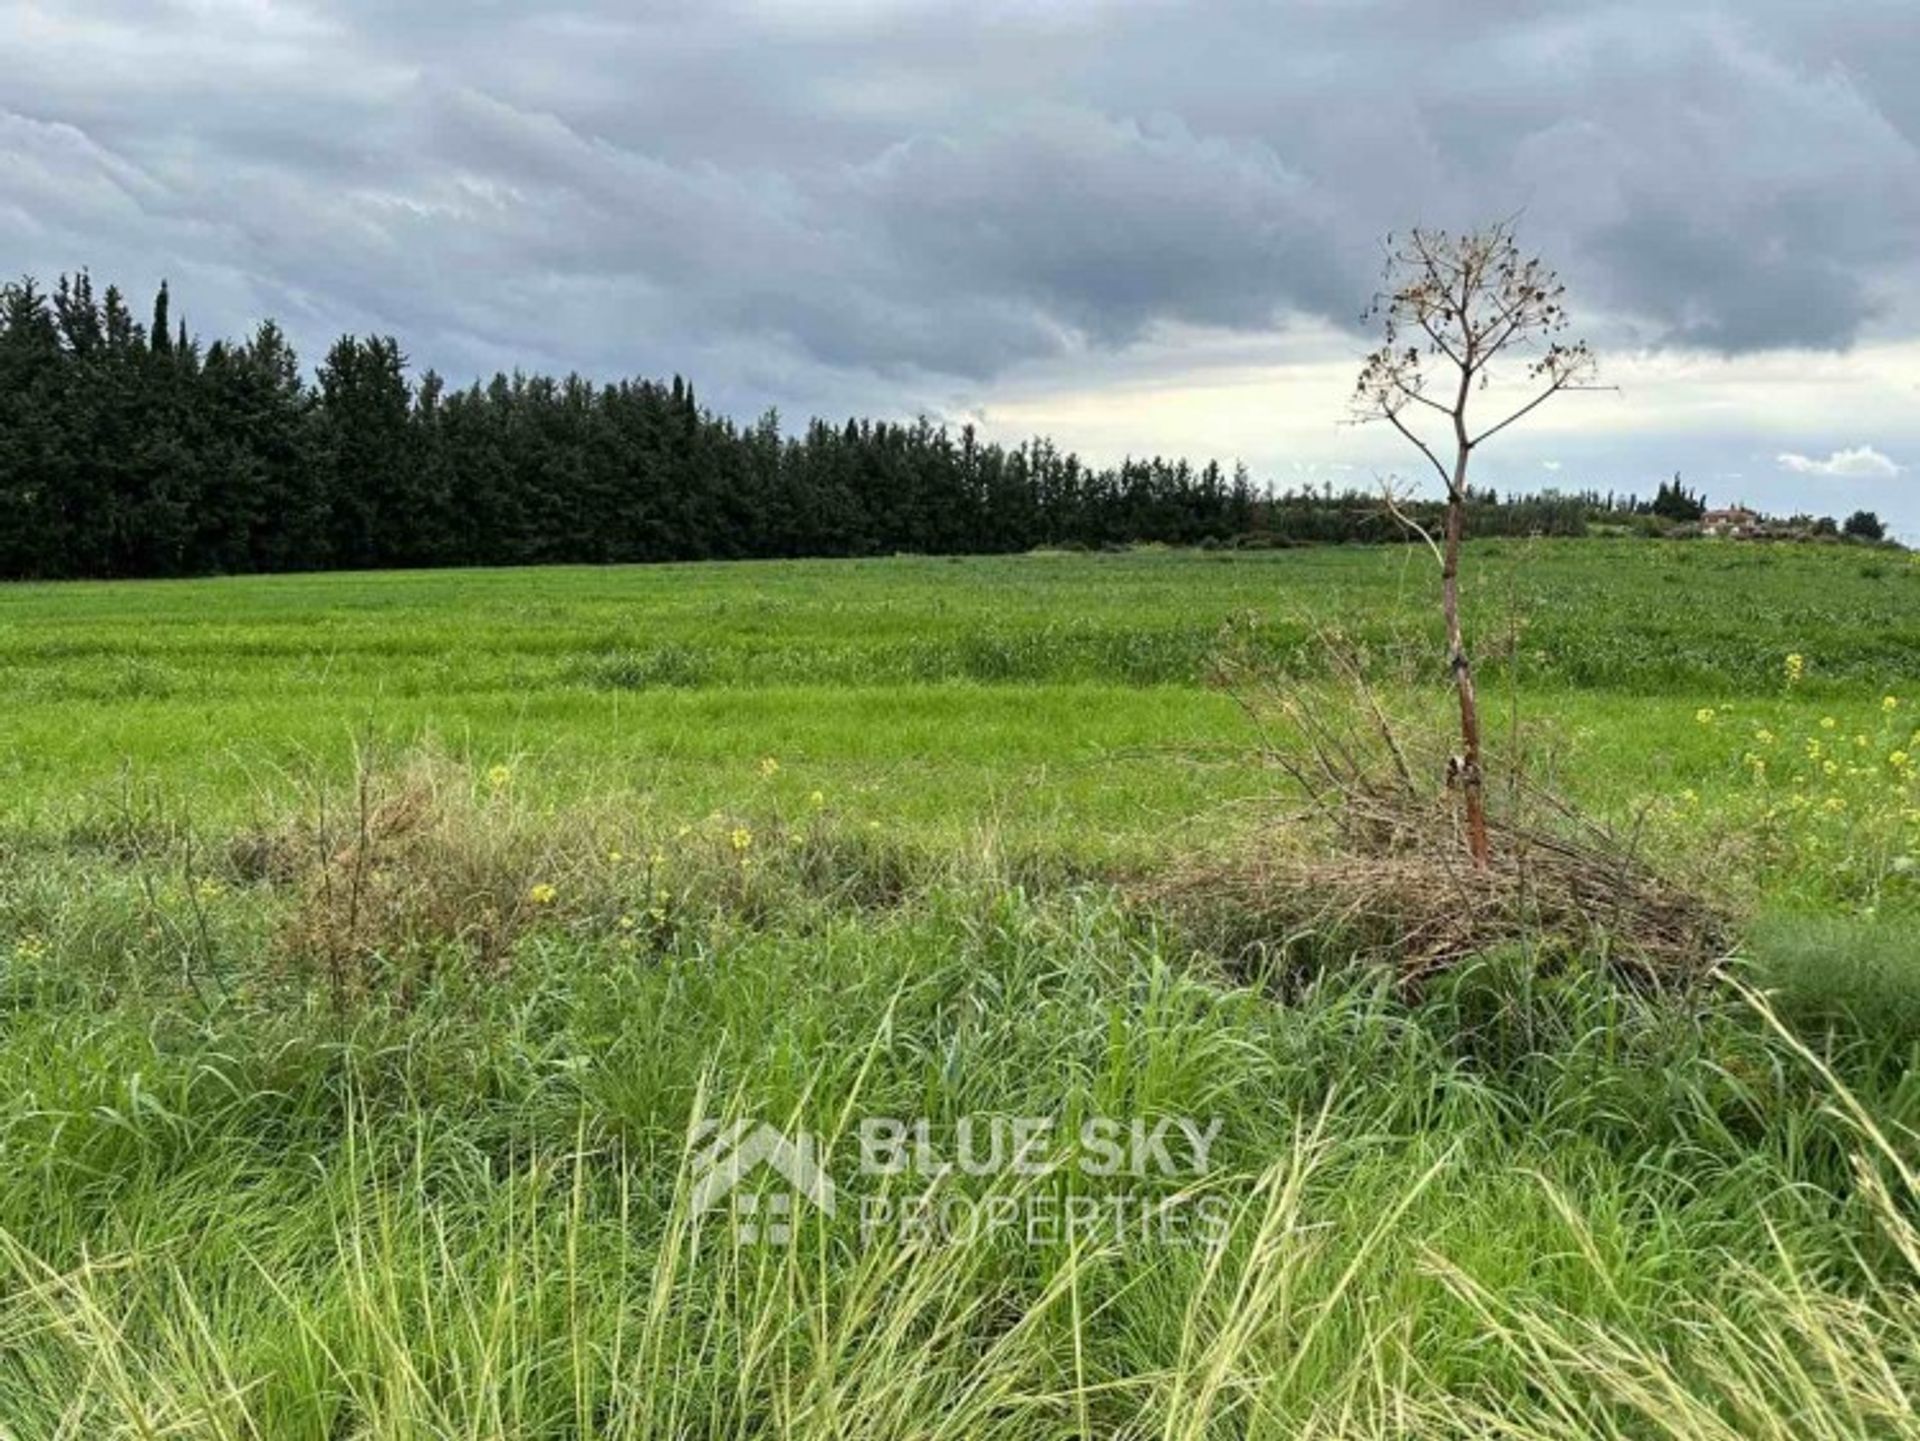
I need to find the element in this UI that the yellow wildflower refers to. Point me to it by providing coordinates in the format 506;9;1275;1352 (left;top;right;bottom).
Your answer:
759;756;780;778
487;764;513;788
729;827;753;853
808;790;826;809
1885;696;1901;713
1784;653;1805;685
1820;717;1837;730
1754;728;1775;745
1694;707;1716;724
528;883;557;905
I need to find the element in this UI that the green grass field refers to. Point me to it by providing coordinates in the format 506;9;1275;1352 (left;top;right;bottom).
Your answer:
4;539;1915;840
2;540;1919;1436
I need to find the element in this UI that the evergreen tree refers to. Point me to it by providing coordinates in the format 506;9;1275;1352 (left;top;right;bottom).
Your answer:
1843;510;1886;541
1651;473;1706;521
151;280;171;356
0;268;1838;583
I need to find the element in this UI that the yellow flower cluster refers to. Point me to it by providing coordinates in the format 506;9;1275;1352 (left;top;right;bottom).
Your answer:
1708;677;1919;904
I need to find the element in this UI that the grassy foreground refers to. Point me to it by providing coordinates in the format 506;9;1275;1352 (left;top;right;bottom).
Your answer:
2;541;1919;1436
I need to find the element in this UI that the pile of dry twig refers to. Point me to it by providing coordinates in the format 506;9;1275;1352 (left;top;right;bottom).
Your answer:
1149;651;1728;989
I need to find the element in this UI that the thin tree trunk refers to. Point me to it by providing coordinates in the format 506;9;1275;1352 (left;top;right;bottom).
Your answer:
1441;480;1490;868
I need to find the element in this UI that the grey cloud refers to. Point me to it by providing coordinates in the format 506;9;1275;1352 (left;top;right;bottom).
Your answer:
3;0;1919;410
1592;209;1879;353
1529;15;1920;352
853;112;1356;343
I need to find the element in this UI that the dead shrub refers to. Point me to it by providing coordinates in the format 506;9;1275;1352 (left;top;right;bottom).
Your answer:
262;750;585;1006
1149;639;1729;991
238;747;937;1010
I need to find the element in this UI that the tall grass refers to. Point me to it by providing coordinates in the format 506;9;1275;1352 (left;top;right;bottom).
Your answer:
1;532;1917;1438
1;766;1917;1435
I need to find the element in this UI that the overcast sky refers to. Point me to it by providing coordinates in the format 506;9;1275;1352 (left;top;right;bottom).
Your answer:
6;0;1918;533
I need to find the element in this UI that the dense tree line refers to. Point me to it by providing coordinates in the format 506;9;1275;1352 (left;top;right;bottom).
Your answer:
3;273;1271;578
1649;475;1707;522
0;273;1859;580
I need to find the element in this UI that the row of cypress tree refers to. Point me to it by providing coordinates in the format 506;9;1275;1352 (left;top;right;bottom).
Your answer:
2;272;1714;581
4;272;1278;579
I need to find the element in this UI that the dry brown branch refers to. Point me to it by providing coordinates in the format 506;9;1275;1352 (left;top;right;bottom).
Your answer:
1164;636;1728;991
1352;221;1608;869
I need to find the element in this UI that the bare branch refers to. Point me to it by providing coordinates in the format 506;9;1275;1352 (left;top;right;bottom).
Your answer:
1381;407;1453;490
1348;220;1601;872
1411;308;1465;369
1374;475;1446;571
1470;379;1612;449
1387;373;1454;417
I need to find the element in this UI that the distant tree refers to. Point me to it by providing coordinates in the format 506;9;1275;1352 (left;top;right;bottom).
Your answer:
1843;510;1886;542
316;334;411;568
150;280;171;356
53;271;102;357
0;278;65;575
1651;474;1705;522
1355;221;1602;867
216;320;322;571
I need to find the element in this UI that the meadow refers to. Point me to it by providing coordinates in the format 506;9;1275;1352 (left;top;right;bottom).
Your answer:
1;539;1918;1437
5;539;1917;839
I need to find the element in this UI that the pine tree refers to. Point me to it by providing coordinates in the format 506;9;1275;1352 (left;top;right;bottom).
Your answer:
151;281;171;355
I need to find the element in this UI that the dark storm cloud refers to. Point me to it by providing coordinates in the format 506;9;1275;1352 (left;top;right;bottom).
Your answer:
852;112;1352;345
3;0;1917;403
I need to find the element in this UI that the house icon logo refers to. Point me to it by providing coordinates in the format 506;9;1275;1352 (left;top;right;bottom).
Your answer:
689;1119;836;1244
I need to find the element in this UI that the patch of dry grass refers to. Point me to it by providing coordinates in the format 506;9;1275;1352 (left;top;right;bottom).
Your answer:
224;747;941;1009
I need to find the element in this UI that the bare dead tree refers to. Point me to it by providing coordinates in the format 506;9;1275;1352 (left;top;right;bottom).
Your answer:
1354;222;1601;869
